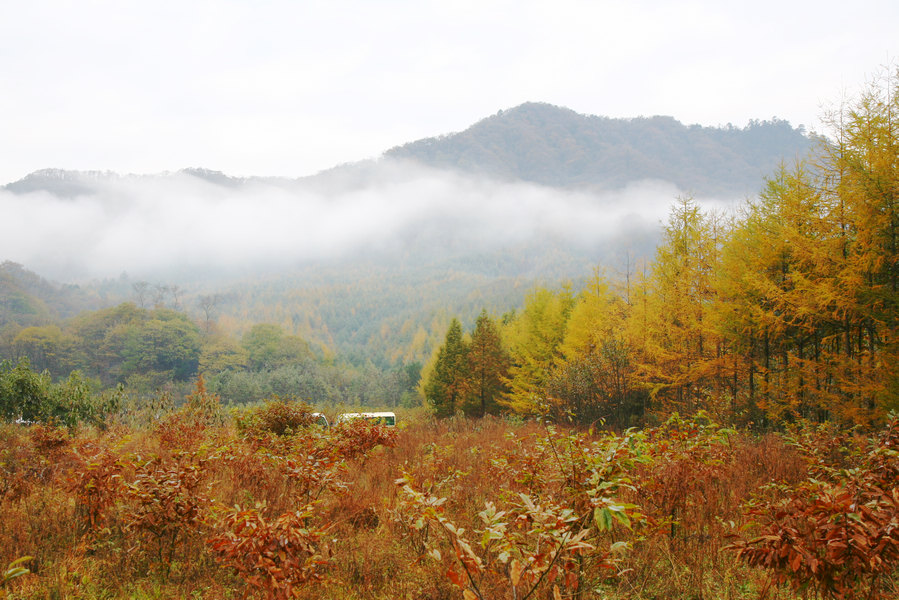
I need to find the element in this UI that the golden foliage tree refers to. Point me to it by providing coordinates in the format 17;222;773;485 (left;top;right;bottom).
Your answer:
631;197;726;413
501;286;574;415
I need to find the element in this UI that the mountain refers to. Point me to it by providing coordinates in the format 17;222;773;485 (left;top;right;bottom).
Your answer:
0;103;819;367
1;167;295;198
384;102;815;197
4;103;815;199
4;168;122;198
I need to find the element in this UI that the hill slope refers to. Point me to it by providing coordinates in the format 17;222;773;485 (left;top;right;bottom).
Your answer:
5;103;815;200
385;102;814;197
0;261;98;327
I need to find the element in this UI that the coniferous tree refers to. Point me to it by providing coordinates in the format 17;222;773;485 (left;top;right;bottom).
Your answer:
502;286;574;415
464;310;509;417
712;68;899;425
715;164;829;423
824;70;899;418
423;318;469;417
632;197;724;412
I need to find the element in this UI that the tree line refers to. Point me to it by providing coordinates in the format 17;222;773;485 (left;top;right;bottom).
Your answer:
0;299;422;422
423;69;899;429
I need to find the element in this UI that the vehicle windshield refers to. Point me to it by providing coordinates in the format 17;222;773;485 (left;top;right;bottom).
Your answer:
337;413;395;426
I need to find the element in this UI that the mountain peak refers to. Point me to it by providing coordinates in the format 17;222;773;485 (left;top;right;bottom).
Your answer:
3;168;121;197
4;104;816;199
178;167;247;187
385;103;814;196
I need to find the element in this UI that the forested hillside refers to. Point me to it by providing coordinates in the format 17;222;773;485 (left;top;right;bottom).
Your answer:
0;261;98;326
5;105;813;199
423;72;899;429
1;101;815;381
385;102;814;196
1;97;826;410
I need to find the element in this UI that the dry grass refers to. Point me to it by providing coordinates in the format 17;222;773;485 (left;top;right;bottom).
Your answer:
0;412;891;600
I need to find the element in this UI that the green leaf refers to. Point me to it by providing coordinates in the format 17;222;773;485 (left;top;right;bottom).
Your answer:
594;507;614;532
609;541;629;555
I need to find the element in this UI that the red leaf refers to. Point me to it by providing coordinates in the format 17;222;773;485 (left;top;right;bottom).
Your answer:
447;568;465;587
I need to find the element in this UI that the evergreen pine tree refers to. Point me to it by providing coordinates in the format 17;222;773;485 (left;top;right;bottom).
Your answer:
464;310;509;417
423;318;469;417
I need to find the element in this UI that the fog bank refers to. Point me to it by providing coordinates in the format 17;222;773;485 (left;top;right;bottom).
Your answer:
2;161;733;282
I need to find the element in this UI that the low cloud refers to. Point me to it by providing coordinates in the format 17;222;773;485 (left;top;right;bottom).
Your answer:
1;161;727;282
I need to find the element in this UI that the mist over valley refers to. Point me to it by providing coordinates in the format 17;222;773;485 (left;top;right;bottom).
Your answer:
2;103;815;367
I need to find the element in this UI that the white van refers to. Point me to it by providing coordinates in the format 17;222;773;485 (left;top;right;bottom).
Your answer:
335;411;396;426
310;412;330;427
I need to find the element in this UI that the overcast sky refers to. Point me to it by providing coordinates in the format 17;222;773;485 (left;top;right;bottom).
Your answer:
1;0;896;185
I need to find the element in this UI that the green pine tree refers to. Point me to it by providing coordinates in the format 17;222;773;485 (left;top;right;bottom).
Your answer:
423;318;469;418
464;310;509;417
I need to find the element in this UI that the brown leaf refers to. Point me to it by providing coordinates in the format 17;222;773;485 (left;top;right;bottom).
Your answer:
510;559;523;587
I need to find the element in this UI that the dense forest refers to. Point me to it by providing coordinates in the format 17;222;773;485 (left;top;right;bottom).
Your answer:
0;295;423;414
422;72;899;429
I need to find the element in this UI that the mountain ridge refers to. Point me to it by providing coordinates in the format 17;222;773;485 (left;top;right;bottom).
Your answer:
3;102;816;198
385;102;815;196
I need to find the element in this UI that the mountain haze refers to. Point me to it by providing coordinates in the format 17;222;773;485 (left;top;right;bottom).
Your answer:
385;102;814;197
1;102;818;366
5;103;815;200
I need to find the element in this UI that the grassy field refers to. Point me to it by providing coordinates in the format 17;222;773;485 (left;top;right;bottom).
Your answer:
1;395;896;599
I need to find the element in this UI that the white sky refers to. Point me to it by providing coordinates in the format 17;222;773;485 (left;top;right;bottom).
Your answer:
1;0;896;185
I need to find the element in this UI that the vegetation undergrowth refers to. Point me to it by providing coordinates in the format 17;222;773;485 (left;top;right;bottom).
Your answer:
1;379;895;599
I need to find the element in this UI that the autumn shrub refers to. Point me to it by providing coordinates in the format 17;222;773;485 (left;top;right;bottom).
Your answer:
1;425;84;578
153;375;225;451
154;409;210;452
28;424;71;461
122;450;212;579
397;417;527;499
8;404;891;600
208;503;330;599
560;411;808;600
390;420;651;600
283;439;349;505
633;412;739;537
728;415;899;599
66;439;125;533
183;374;224;423
331;418;398;461
211;437;291;509
232;423;349;506
321;418;513;599
395;474;624;600
0;424;39;502
234;395;318;438
0;480;78;592
486;428;553;498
